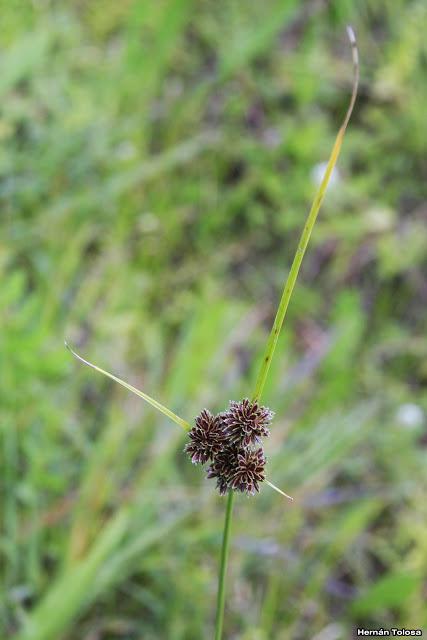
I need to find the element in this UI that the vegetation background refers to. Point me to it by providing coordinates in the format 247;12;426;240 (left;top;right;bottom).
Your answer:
1;0;426;638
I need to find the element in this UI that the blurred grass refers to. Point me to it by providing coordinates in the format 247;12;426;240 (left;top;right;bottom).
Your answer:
1;0;426;638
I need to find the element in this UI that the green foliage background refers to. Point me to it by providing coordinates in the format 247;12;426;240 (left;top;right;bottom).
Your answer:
1;0;426;638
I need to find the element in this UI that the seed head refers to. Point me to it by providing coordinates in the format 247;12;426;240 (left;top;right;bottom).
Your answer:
230;447;266;495
184;409;226;465
223;398;273;447
206;445;239;495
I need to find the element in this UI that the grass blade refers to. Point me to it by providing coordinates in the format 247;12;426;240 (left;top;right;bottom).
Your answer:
65;342;190;431
265;479;294;502
252;26;359;403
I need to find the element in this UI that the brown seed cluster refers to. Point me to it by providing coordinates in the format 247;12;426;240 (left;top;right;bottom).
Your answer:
224;398;272;447
184;399;273;496
185;409;227;465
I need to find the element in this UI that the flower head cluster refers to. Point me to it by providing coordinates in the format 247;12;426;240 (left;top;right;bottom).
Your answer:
185;399;273;496
224;398;272;447
184;409;227;464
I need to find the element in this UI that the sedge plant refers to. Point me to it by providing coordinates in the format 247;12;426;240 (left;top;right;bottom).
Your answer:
67;26;359;640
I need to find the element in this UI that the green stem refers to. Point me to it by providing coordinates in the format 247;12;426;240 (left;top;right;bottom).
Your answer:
214;491;234;640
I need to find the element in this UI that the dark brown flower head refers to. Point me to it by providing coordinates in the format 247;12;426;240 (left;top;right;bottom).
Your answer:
206;445;239;495
184;409;226;465
223;398;273;447
230;447;266;495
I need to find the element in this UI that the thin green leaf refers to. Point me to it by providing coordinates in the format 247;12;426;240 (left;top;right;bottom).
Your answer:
252;26;360;403
65;342;190;431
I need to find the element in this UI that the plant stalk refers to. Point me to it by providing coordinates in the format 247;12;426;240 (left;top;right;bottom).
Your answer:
213;27;359;639
214;490;234;640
